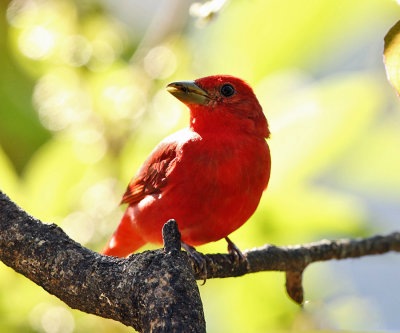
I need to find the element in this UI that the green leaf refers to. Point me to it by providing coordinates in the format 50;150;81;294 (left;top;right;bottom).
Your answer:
384;20;400;97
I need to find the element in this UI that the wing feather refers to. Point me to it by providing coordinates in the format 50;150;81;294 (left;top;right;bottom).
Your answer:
121;141;178;205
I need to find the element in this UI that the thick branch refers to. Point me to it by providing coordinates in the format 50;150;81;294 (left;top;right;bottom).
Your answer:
0;191;205;333
1;189;399;323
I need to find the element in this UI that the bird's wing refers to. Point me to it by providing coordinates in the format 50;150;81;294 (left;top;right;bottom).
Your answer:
121;141;178;205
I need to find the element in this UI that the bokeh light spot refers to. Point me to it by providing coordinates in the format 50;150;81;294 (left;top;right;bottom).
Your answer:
60;35;92;67
18;25;55;60
152;88;182;130
73;128;107;164
7;0;38;28
144;46;177;79
88;40;116;72
103;85;146;121
81;178;121;217
29;303;74;333
41;306;75;333
63;211;95;245
33;70;92;131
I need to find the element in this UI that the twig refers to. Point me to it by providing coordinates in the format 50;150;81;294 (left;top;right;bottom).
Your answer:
192;232;400;303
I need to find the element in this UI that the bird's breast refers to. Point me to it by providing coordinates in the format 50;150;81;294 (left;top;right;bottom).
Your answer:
134;133;271;245
172;134;270;205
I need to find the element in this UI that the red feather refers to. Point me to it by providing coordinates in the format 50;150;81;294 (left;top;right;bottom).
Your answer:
102;75;271;257
121;141;178;205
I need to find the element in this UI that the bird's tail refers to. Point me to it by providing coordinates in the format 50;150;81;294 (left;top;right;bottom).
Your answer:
101;207;146;257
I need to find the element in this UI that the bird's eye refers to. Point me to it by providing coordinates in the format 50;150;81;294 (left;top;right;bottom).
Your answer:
220;84;235;98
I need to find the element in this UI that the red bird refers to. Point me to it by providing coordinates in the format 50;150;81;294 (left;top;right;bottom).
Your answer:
102;75;271;259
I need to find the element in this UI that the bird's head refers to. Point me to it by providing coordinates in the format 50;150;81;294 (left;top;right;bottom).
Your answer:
167;75;270;139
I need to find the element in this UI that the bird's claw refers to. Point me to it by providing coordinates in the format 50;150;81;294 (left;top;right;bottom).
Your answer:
181;242;208;284
225;236;246;265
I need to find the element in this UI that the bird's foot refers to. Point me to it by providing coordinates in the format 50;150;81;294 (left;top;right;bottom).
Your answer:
181;242;208;284
225;236;246;265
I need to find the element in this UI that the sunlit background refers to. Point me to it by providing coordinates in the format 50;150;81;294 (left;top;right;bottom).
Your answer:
1;0;400;332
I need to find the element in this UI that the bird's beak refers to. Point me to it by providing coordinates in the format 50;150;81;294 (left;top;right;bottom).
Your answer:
166;81;211;106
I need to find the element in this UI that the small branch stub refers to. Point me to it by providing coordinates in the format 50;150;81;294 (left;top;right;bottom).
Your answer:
162;219;182;254
286;270;304;305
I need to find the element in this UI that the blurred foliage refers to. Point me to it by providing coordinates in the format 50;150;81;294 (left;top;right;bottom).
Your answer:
0;0;400;332
0;1;50;173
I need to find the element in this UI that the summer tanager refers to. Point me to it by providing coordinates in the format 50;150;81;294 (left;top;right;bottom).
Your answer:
102;75;271;258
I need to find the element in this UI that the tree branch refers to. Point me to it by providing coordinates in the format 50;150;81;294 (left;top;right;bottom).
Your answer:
193;232;400;303
1;189;399;331
0;190;205;333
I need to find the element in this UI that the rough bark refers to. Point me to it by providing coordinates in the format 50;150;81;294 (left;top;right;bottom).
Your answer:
1;189;400;330
0;191;205;333
190;232;400;303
